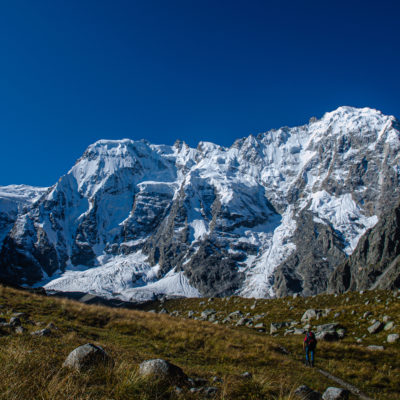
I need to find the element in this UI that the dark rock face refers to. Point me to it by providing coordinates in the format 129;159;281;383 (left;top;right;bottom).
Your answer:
328;203;400;293
273;212;346;297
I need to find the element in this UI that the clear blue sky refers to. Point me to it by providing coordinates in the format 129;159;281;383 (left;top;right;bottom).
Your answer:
0;0;399;187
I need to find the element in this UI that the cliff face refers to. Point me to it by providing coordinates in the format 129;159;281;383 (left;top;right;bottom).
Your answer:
0;106;399;300
328;203;400;293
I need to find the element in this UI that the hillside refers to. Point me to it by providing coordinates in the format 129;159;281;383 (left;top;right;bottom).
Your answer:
0;285;399;399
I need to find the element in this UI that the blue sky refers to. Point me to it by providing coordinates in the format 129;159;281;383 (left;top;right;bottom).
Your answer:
0;0;399;186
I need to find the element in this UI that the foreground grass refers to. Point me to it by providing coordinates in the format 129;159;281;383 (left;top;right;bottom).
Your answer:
0;286;399;399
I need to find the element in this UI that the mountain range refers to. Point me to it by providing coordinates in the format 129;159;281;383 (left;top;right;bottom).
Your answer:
0;106;399;300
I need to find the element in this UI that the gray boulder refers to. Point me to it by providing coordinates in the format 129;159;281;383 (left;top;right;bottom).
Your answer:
201;309;216;319
270;321;289;334
322;387;349;400
387;333;399;343
31;328;51;336
316;323;341;332
63;343;113;371
294;384;322;399
301;309;322;321
236;318;250;327
228;310;243;319
366;345;384;351
139;359;187;384
316;331;339;341
367;321;384;334
384;321;395;331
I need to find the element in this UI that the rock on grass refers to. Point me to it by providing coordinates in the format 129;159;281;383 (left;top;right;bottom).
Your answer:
322;387;349;399
63;343;114;371
139;359;187;384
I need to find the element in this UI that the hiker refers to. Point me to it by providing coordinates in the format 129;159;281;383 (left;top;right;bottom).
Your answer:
303;329;317;367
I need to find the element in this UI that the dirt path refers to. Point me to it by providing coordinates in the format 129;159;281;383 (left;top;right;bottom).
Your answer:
317;368;374;400
276;345;374;399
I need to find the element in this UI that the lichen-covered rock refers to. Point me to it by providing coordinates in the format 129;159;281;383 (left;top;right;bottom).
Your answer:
63;343;113;371
138;359;187;384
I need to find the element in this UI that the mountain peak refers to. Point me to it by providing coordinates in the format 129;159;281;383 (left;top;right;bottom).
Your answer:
1;107;399;300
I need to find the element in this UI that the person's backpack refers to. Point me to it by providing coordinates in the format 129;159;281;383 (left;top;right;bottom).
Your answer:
305;331;317;348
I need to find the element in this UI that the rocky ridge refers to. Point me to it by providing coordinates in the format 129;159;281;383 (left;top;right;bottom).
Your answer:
0;106;399;299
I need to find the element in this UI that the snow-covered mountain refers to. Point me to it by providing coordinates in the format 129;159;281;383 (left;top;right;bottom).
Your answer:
0;106;399;300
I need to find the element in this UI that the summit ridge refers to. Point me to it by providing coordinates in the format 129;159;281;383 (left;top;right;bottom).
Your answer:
0;106;399;300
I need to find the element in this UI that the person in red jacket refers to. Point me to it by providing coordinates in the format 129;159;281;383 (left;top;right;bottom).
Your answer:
303;329;317;367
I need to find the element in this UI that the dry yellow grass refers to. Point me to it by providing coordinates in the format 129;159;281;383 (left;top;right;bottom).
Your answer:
0;285;399;399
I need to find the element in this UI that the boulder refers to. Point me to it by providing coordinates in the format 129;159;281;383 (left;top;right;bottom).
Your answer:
201;309;216;319
294;384;322;399
31;328;51;336
384;321;395;331
363;311;372;318
9;317;21;327
139;359;187;384
228;311;243;319
236;317;250;327
382;315;390;323
337;329;346;339
316;331;339;341
316;323;341;332
366;345;384;351
63;343;113;371
270;322;289;334
240;371;252;379
301;309;322;321
322;387;349;399
387;333;399;343
14;326;27;334
367;321;384;334
12;312;28;319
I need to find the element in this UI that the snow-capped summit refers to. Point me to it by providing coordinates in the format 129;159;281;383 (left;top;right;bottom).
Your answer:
0;106;399;300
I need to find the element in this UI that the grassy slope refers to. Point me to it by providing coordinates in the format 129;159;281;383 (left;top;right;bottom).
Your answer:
0;286;399;400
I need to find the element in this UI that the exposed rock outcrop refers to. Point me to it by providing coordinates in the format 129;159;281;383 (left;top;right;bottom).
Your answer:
328;202;400;293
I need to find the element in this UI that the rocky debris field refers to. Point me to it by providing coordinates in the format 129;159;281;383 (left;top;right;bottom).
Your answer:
143;289;400;350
